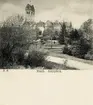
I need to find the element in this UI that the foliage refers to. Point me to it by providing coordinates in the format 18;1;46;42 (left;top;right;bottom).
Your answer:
63;35;90;58
24;50;47;68
80;19;93;35
43;28;55;40
70;29;80;41
4;14;25;27
63;45;72;55
0;24;32;68
14;49;25;65
58;22;66;44
85;50;93;60
71;40;81;57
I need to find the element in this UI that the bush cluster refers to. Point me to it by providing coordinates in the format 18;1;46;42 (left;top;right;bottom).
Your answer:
58;21;93;60
85;50;93;60
0;16;47;68
63;38;90;59
24;50;47;68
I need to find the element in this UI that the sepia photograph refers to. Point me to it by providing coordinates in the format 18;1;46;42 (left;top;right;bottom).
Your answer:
0;0;93;105
0;0;93;70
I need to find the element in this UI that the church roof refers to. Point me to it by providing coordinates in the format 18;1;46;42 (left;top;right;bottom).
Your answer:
25;3;35;13
25;4;32;10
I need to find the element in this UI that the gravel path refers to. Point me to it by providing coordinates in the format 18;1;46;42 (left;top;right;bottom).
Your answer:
47;56;93;70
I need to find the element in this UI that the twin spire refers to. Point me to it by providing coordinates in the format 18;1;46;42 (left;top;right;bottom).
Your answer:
25;0;35;22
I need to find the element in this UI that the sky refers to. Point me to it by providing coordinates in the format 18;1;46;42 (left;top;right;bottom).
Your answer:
0;0;93;28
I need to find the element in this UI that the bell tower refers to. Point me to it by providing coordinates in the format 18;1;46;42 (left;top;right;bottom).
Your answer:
25;1;35;22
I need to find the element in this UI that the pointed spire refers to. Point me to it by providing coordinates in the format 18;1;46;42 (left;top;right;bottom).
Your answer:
29;0;31;4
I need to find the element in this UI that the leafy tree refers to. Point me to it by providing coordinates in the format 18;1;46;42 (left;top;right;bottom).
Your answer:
58;22;67;44
4;14;25;27
53;31;59;40
0;20;32;68
71;36;90;58
63;28;90;58
70;29;80;41
79;37;90;57
43;28;54;40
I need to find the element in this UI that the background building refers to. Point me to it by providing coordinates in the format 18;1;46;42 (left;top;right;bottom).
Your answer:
25;1;35;22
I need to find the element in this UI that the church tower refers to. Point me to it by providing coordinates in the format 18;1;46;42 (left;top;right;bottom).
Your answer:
25;1;35;22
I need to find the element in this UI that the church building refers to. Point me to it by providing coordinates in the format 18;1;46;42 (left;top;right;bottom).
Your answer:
25;1;35;22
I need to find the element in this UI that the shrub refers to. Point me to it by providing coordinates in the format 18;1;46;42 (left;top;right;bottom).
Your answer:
70;29;80;41
0;16;34;68
14;49;25;65
43;61;53;69
58;22;66;44
85;50;93;60
63;45;72;55
71;41;81;57
25;50;47;67
63;38;90;59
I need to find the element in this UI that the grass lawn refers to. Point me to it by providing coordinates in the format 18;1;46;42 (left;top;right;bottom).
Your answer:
7;61;78;70
48;47;93;65
44;40;93;65
29;40;93;66
43;61;78;70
